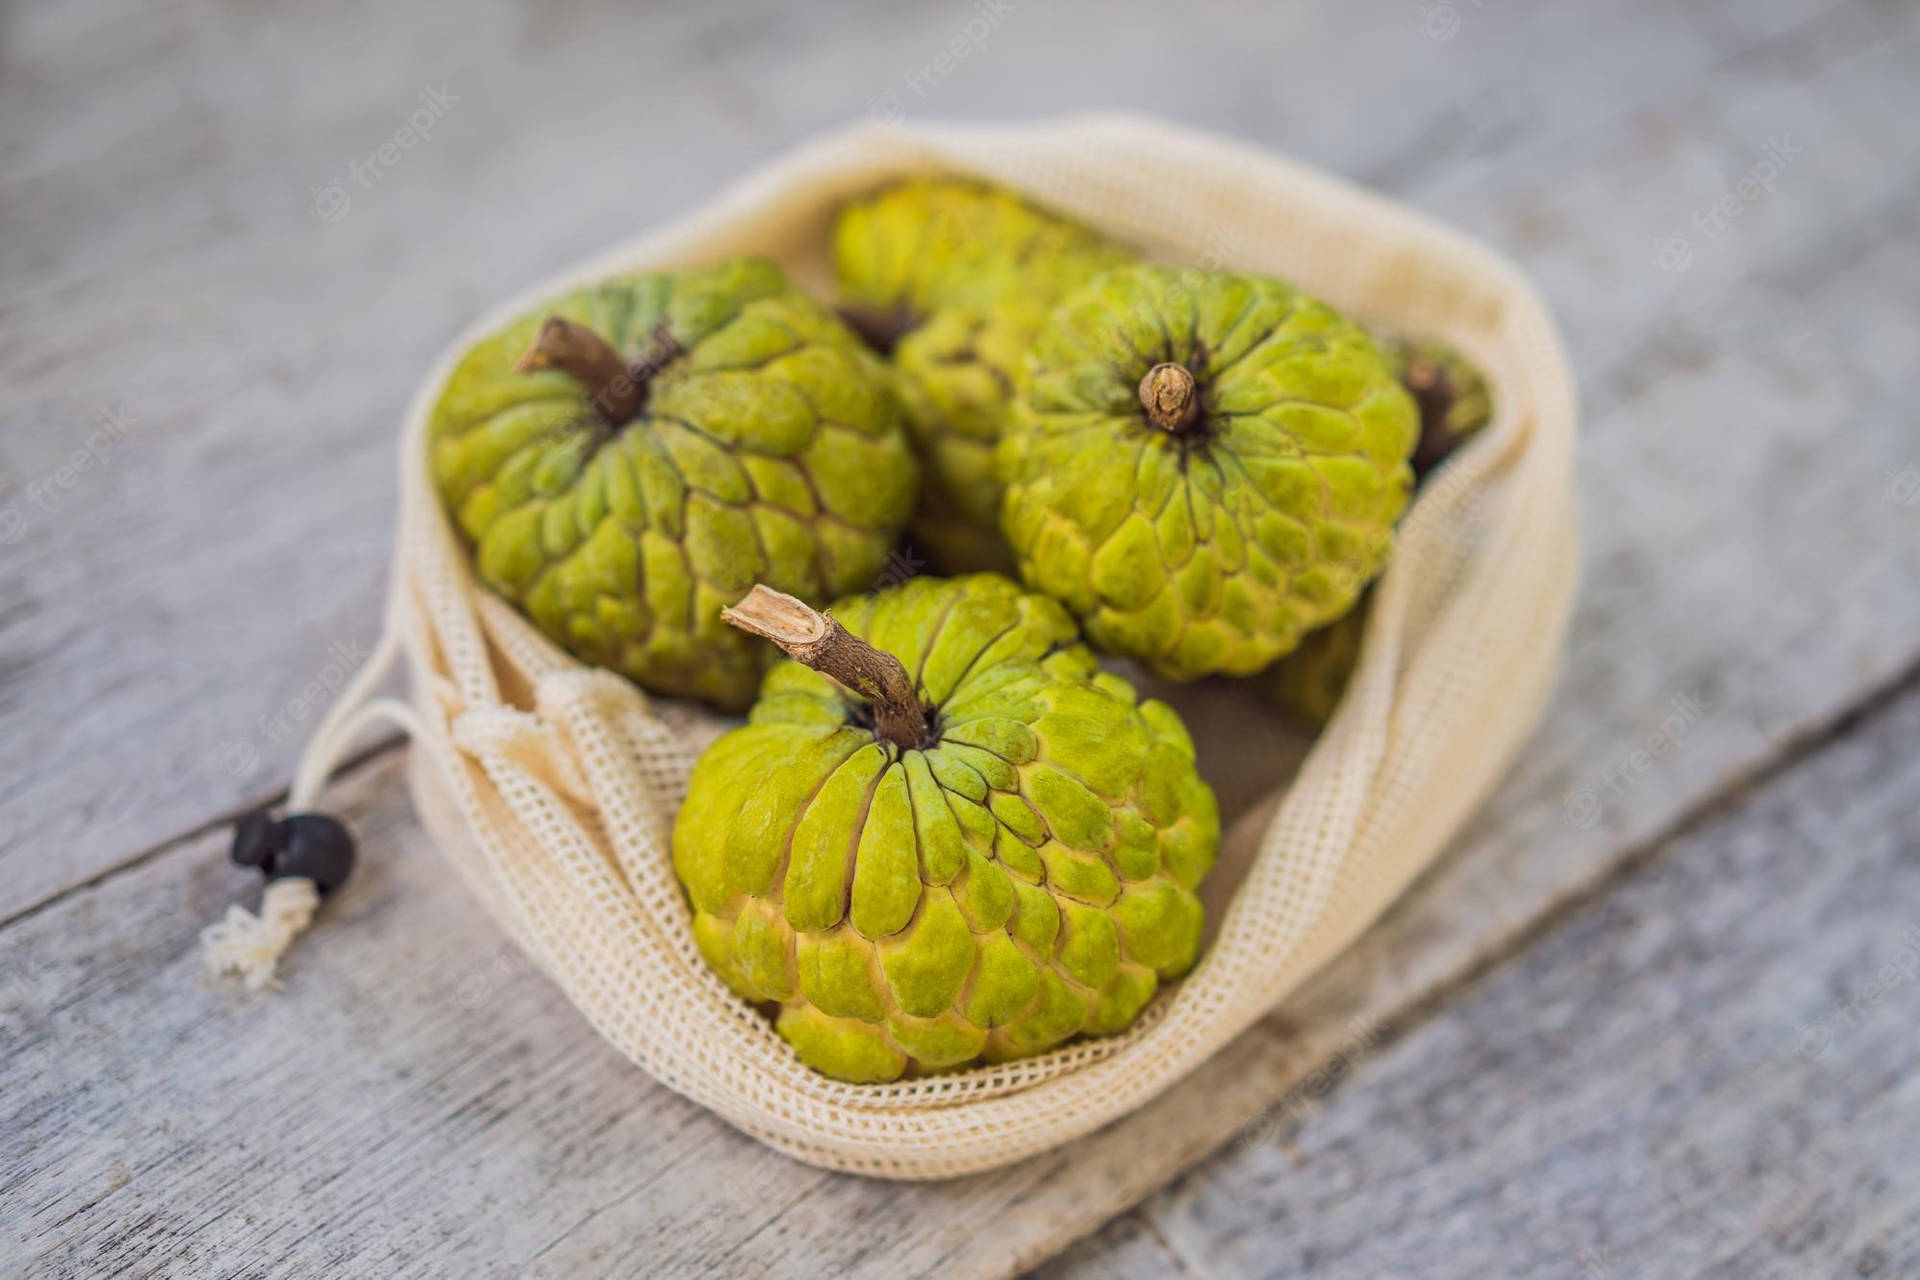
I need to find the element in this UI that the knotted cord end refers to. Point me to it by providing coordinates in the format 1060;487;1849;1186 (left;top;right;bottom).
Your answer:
201;876;322;990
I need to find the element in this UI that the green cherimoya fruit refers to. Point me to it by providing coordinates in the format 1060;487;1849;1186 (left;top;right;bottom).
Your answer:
998;264;1420;682
833;178;1131;574
1260;591;1371;728
1377;331;1496;482
672;574;1219;1082
1261;333;1496;726
430;256;917;712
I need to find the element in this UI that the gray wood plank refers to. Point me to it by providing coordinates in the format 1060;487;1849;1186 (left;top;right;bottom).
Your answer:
0;0;1864;918
1037;1215;1198;1280
5;1;1920;1278
1047;679;1920;1280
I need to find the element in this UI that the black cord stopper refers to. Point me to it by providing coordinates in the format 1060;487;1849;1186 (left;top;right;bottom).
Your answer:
229;812;356;896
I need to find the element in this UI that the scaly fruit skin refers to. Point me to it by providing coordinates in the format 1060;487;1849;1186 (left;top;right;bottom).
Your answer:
672;574;1220;1083
1260;334;1496;725
430;257;917;712
1371;331;1496;481
999;265;1419;682
1259;589;1371;727
833;179;1131;573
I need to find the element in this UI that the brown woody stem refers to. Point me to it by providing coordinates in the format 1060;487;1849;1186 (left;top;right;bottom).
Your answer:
1139;362;1201;433
722;585;933;749
514;317;680;428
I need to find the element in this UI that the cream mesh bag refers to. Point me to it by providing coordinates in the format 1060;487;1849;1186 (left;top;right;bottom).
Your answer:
224;115;1578;1179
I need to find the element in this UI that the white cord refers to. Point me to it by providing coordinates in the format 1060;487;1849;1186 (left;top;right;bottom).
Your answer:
203;595;421;989
201;878;322;990
288;609;415;809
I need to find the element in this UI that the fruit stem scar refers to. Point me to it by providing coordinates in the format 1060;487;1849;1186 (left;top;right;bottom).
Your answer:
513;316;680;427
1139;362;1201;434
723;585;935;750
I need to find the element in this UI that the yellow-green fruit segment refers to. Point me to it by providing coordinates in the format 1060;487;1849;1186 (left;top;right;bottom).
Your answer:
672;573;1220;1082
998;265;1419;681
1260;333;1496;726
430;257;917;711
1259;588;1371;727
833;179;1131;574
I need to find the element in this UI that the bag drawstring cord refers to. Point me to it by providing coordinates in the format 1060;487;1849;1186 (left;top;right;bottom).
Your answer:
201;598;420;990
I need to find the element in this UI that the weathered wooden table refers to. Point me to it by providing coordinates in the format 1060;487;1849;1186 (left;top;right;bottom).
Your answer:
5;0;1917;1275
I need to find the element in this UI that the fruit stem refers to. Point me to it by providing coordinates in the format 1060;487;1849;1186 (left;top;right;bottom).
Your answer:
722;585;934;749
513;317;679;428
1139;362;1201;433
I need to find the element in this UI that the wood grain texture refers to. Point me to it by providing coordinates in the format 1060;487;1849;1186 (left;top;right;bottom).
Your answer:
0;0;1874;919
1047;688;1920;1280
4;0;1920;1276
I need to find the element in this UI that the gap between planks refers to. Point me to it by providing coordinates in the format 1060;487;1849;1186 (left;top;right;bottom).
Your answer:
0;735;404;936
